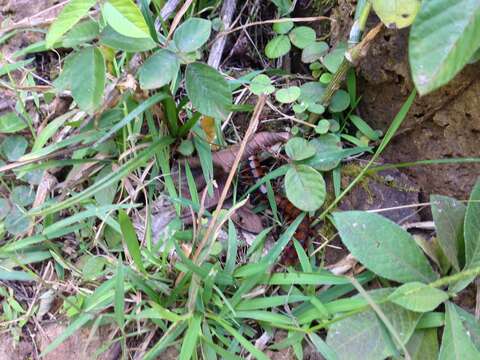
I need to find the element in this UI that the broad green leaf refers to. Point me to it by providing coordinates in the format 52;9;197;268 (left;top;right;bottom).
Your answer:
285;137;316;161
431;195;466;271
301;134;343;171
71;47;105;113
405;329;439;360
250;74;275;95
327;308;395;360
409;0;480;95
82;256;107;280
389;282;449;312
456;304;480;351
273;20;294;34
53;52;78;92
5;206;31;235
0;112;27;133
465;178;480;268
265;35;291;59
285;165;326;211
103;0;151;39
185;63;232;119
289;26;316;49
438;302;480;360
10;186;35;207
329;90;350;112
301;41;329;63
299;82;326;104
94;166;118;205
62;19;100;48
2;135;28;161
99;25;157;51
275;86;300;104
333;211;438;283
173;18;212;53
322;42;346;73
371;0;421;29
271;0;293;16
139;50;179;90
0;198;10;220
309;333;338;360
46;0;97;48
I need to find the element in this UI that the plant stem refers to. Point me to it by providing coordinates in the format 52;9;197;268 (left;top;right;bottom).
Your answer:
320;0;372;107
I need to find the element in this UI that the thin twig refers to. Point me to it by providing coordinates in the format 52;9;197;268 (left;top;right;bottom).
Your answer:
208;0;238;69
217;16;332;37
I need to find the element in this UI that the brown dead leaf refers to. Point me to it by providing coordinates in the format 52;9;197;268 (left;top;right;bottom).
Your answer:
187;131;290;173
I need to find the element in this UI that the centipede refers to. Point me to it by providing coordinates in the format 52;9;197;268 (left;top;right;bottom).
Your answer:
247;155;312;265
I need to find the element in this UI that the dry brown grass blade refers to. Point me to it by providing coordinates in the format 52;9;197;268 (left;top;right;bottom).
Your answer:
175;95;266;285
166;0;194;41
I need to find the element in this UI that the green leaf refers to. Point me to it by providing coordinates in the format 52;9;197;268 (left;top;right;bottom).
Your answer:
118;209;145;273
185;63;232;119
0;112;27;133
456;304;480;351
301;134;343;171
371;0;421;29
299;82;326;104
94;166;118;205
301;41;329;63
62;19;100;48
405;329;439;360
2;135;28;161
309;333;338;360
99;25;157;51
173;18;212;53
250;74;275;95
289;26;316;49
322;42;346;73
438;302;480;360
179;313;202;360
46;0;97;48
273;20;294;34
409;0;480;95
349;115;380;141
10;186;35;207
114;264;125;328
431;195;466;271
389;282;449;312
308;103;325;115
275;86;300;103
329;90;350;113
103;0;151;39
71;47;105;114
285;165;326;212
5;206;31;235
271;0;293;16
0;198;10;220
333;211;438;283
465;178;480;268
315;119;330;134
285;137;316;161
265;35;291;59
139;50;179;90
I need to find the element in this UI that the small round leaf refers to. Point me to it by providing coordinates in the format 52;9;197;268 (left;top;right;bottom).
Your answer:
1;135;28;161
10;186;35;207
315;119;330;134
307;103;325;115
273;20;294;34
322;42;346;73
329;90;350;113
285;165;326;212
0;112;27;133
173;18;212;53
5;206;31;235
299;82;326;105
265;35;291;59
285;138;316;161
250;74;275;95
275;86;301;104
301;41;329;63
289;26;316;49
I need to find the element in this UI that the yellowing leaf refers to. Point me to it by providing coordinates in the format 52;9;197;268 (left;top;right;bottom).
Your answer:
371;0;421;29
200;116;216;143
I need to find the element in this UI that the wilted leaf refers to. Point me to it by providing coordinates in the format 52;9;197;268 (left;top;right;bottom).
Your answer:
371;0;421;29
333;211;438;283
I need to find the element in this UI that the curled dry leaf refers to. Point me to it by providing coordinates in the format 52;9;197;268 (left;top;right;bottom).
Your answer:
187;131;290;173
